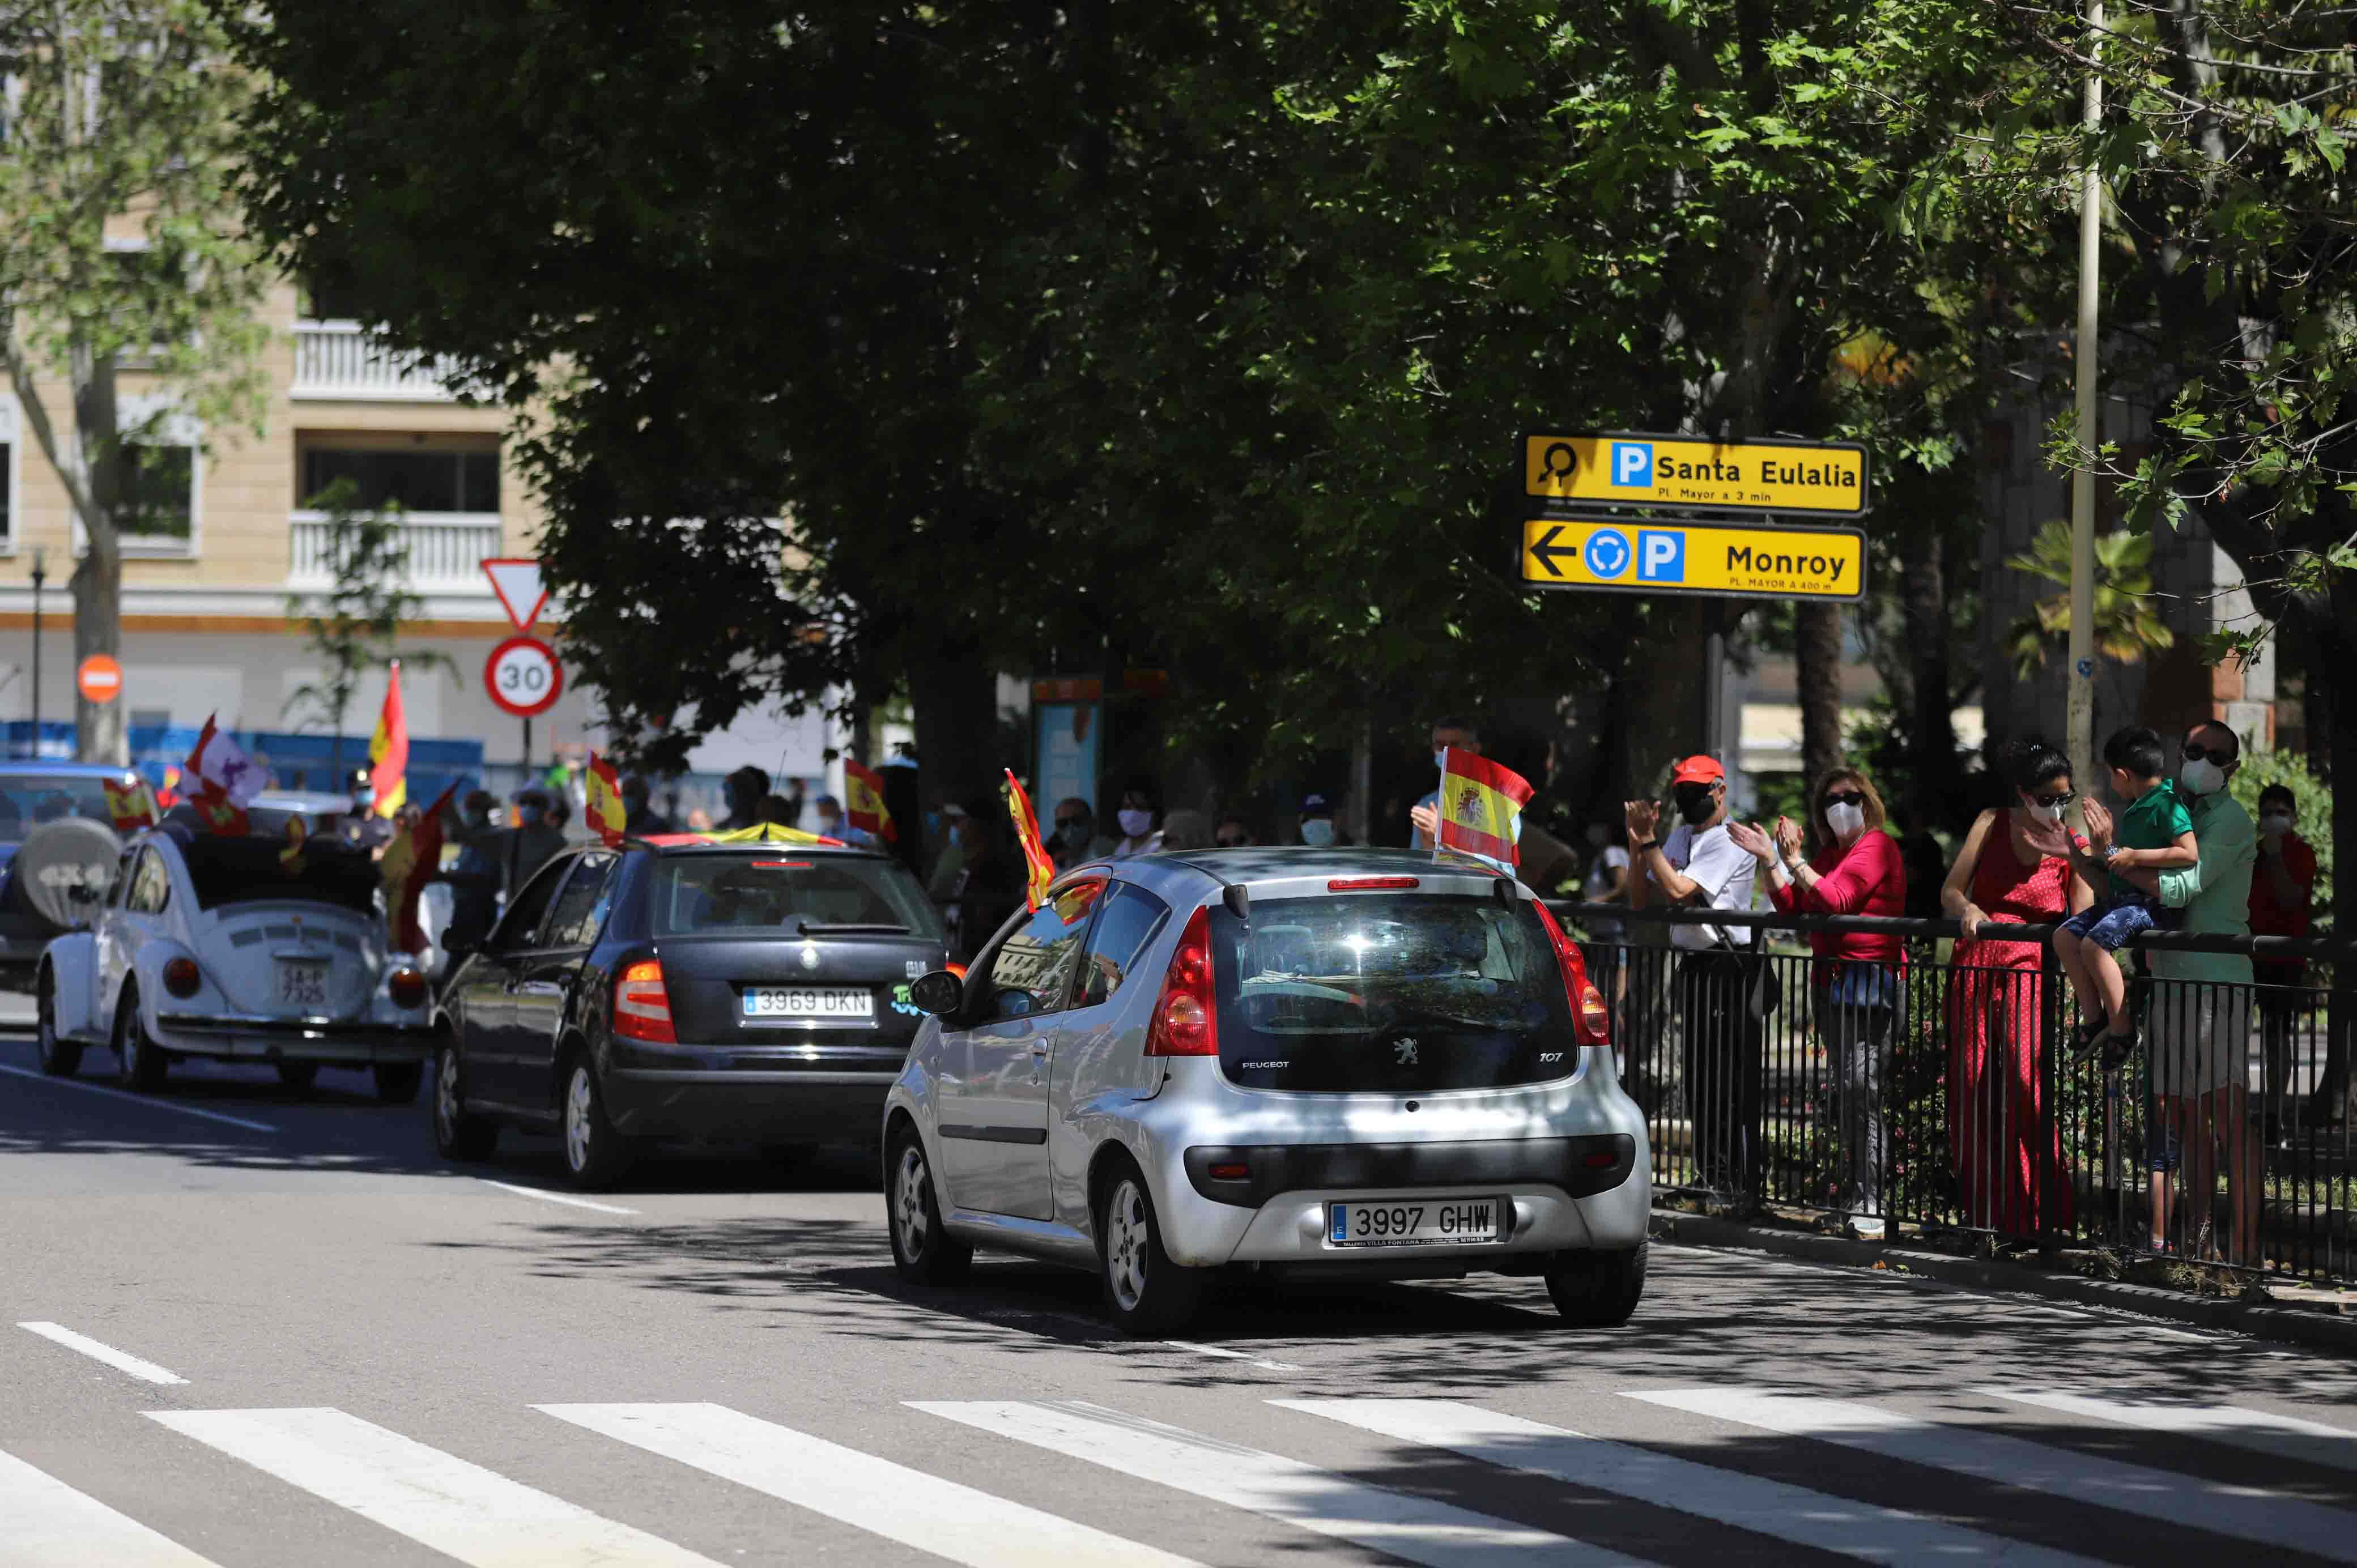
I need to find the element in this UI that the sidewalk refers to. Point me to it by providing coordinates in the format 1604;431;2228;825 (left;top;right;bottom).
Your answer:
1651;1206;2357;1356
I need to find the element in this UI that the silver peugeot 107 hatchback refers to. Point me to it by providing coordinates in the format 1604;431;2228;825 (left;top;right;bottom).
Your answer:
882;847;1649;1334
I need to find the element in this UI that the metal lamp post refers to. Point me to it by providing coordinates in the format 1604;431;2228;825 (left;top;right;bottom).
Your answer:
28;547;45;761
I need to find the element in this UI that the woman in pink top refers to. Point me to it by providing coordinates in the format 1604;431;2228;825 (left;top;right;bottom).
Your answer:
1730;766;1906;1238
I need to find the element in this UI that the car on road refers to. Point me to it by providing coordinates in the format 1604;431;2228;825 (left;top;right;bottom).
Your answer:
33;824;438;1099
883;847;1649;1335
431;837;949;1187
0;761;152;994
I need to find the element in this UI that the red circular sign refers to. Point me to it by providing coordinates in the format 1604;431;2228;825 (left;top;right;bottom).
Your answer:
483;636;563;718
76;655;124;704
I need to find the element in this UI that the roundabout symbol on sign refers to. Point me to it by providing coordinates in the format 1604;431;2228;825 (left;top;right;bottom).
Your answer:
484;636;563;719
1584;529;1632;580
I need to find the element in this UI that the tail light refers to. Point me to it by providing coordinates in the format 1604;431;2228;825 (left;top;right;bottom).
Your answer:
162;957;201;998
1145;906;1219;1058
388;968;428;1010
1532;900;1610;1047
614;958;677;1044
1328;876;1419;891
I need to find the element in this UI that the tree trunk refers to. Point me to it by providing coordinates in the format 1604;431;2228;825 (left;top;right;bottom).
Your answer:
1794;602;1845;789
68;338;126;765
903;627;999;864
1898;526;1960;829
2320;570;2355;1117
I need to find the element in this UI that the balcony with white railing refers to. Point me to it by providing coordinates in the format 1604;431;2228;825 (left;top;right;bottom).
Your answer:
287;510;504;591
291;321;482;402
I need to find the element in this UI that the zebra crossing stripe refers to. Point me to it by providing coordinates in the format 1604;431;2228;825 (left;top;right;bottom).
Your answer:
1980;1387;2357;1473
144;1408;721;1568
0;1449;222;1568
538;1403;1199;1567
1277;1397;2100;1566
1628;1388;2357;1564
911;1398;1657;1568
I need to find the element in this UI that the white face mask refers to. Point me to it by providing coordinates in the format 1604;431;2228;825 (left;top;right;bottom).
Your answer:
1117;808;1154;838
1826;802;1866;840
2261;811;2293;835
2026;799;2065;826
2179;757;2227;798
1300;817;1336;847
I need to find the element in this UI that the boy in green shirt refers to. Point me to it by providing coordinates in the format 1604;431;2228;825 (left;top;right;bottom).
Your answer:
2057;726;2199;1062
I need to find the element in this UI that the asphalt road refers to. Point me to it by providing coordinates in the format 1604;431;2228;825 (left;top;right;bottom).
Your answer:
7;1001;2357;1567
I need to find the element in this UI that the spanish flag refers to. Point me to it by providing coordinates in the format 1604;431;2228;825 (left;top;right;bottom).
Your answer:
368;663;409;818
1435;747;1533;876
844;757;896;843
1003;769;1055;911
584;751;626;845
103;777;159;832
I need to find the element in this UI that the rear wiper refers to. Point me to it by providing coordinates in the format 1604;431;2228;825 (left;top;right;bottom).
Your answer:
795;921;914;935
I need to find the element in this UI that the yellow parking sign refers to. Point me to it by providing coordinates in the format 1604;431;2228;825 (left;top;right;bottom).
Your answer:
1523;431;1869;517
1520;518;1865;602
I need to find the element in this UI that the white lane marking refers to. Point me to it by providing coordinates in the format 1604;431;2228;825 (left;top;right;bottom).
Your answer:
476;1179;638;1216
145;1408;718;1567
1630;1388;2357;1563
1982;1387;2357;1473
16;1322;188;1386
913;1399;1654;1567
0;1447;223;1567
540;1401;1198;1568
0;1063;276;1133
1163;1340;1304;1372
1283;1397;2099;1566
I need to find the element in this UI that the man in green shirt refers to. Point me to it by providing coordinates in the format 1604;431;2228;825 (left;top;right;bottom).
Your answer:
2081;719;2257;1264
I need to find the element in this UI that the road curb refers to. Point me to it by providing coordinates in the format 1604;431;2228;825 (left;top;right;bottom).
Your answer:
1649;1208;2357;1356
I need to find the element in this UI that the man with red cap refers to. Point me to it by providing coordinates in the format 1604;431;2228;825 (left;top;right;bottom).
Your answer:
1627;753;1764;1195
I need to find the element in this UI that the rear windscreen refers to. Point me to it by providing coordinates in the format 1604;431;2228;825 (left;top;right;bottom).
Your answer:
181;837;380;915
653;853;944;939
0;775;116;842
1209;894;1577;1092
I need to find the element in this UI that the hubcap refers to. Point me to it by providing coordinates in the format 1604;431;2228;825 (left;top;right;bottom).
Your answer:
895;1145;930;1257
1106;1178;1149;1311
565;1068;594;1171
436;1050;460;1140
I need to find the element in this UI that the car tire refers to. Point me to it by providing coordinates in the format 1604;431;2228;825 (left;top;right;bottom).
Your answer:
1097;1158;1206;1337
373;1062;425;1104
560;1055;638;1191
113;986;167;1093
432;1040;499;1161
1544;1242;1647;1327
34;969;79;1078
275;1062;320;1091
886;1124;971;1285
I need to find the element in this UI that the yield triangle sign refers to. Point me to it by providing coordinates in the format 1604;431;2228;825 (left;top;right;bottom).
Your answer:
482;558;550;632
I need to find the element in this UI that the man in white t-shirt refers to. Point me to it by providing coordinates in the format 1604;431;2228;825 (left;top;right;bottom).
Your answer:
1626;753;1763;1195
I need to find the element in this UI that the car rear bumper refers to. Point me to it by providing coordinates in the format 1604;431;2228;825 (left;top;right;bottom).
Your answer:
151;1014;437;1064
604;1067;899;1143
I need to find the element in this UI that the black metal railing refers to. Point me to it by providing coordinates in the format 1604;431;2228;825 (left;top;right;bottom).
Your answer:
1552;900;2354;1283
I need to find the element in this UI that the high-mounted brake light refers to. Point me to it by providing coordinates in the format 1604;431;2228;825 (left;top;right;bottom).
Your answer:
1146;906;1219;1058
1327;876;1419;892
1531;900;1610;1048
750;860;815;870
614;958;677;1044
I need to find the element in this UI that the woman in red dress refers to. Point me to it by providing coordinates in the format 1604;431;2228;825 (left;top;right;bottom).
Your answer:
1939;740;2096;1240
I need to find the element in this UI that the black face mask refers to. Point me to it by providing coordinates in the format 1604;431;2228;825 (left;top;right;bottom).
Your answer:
1673;784;1719;825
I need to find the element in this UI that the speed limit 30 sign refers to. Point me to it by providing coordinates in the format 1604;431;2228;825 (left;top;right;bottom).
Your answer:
484;636;563;718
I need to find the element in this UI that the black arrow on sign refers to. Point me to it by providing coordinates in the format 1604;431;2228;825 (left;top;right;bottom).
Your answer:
1528;525;1578;578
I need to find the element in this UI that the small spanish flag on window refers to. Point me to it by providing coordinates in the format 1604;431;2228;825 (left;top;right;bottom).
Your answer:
103;777;159;833
843;758;896;843
1003;769;1055;911
584;751;626;846
1435;747;1534;876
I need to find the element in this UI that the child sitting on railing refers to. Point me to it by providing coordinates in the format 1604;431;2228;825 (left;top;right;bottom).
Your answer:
2054;726;2198;1066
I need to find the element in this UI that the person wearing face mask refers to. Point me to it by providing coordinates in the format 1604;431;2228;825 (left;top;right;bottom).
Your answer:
810;792;872;847
440;789;505;954
1110;787;1162;859
1050;798;1114;869
1938;738;2095;1241
2247;784;2318;1143
619;774;675;836
1296;792;1342;848
716;765;772;833
1730;767;1906;1239
1409;717;1483;850
1627;754;1763;1194
503;786;568;896
2083;720;2258;1262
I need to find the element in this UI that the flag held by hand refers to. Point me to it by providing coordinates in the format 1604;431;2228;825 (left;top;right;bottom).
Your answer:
1003;769;1055;912
1435;748;1533;877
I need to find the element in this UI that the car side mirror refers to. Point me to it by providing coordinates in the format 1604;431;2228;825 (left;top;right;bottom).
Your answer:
909;970;964;1019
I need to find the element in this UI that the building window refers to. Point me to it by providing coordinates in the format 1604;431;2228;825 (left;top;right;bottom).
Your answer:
116;443;194;541
301;448;499;514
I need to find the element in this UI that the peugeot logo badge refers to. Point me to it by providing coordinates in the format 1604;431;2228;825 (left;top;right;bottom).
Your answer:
799;944;821;971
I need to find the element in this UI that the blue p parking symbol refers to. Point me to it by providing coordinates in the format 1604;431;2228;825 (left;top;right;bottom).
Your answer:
1637;530;1686;582
1611;441;1653;488
1584;529;1632;580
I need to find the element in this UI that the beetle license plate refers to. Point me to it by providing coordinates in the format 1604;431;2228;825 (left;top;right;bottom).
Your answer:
276;958;331;1008
1327;1197;1505;1248
741;986;873;1019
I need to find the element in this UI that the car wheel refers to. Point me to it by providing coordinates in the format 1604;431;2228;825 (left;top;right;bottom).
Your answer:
433;1041;498;1161
1544;1242;1648;1327
886;1125;971;1284
560;1056;638;1190
373;1062;425;1104
113;986;167;1092
275;1062;320;1091
1097;1158;1206;1336
33;969;79;1078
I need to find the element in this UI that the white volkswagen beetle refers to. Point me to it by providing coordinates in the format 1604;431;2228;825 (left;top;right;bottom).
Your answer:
32;823;436;1100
